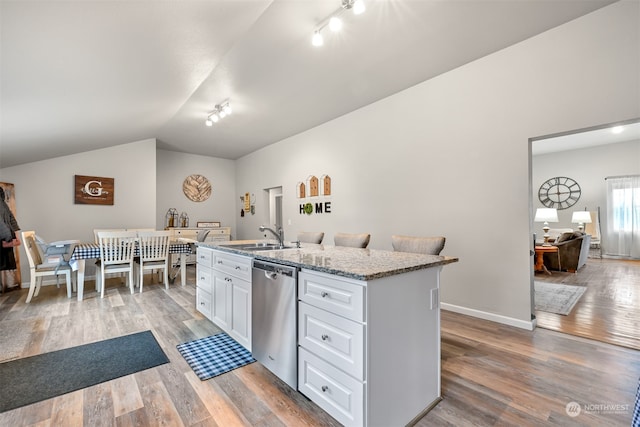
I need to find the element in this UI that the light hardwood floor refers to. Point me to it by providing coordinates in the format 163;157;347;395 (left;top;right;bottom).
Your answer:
534;257;640;350
1;270;638;426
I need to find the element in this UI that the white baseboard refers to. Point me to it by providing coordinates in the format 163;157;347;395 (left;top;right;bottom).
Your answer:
441;303;535;331
20;275;96;289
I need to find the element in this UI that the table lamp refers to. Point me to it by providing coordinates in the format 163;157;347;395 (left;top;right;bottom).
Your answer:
571;211;592;232
534;208;559;246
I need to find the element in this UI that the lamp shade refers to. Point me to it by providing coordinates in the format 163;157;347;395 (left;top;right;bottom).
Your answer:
571;211;592;224
534;208;559;223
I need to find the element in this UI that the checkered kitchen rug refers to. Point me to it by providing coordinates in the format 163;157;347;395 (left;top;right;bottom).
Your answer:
176;333;255;381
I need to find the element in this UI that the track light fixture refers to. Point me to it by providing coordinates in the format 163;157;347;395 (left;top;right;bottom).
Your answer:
311;0;365;47
205;100;232;126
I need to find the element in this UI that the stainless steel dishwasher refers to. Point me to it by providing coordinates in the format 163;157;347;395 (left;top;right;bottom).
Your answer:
252;259;298;389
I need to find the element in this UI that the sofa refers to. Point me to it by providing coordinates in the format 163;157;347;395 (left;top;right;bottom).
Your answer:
543;231;591;273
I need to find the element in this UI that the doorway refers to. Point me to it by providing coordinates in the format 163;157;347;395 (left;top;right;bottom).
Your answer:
530;119;640;350
266;186;283;230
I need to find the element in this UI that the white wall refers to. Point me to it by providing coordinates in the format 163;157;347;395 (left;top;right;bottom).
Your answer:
235;1;640;327
156;150;237;235
532;139;640;239
0;139;157;282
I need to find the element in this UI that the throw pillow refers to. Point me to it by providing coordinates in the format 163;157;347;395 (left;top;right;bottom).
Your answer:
557;232;575;243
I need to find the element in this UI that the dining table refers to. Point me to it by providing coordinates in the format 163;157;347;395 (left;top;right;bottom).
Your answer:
69;240;193;300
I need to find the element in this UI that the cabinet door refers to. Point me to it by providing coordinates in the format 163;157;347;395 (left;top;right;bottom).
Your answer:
211;270;232;331
230;278;251;351
196;287;212;319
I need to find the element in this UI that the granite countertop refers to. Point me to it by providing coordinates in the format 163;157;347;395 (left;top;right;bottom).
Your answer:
198;241;458;281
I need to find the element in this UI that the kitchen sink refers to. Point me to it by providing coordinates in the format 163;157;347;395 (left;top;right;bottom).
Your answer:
218;242;292;251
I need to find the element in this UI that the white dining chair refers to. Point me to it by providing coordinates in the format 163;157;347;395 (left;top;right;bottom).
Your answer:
93;228;125;243
136;230;171;292
96;230;137;298
21;230;74;303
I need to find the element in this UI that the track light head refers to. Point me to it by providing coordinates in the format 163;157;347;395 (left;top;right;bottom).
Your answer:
312;31;324;46
352;0;365;15
329;16;342;31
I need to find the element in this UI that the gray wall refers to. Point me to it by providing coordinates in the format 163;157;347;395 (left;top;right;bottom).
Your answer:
0;139;157;280
234;1;640;328
156;149;237;235
0;143;239;282
532;139;640;248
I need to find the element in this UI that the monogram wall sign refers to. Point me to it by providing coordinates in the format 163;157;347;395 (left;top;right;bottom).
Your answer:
74;175;114;205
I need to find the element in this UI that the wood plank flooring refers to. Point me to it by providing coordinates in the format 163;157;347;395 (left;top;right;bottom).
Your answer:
534;258;640;350
1;269;638;426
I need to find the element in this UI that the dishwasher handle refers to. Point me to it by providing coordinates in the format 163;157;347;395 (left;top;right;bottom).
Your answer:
253;260;297;278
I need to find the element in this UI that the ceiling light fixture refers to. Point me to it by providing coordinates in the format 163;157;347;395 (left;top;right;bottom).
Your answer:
311;0;365;47
205;100;231;126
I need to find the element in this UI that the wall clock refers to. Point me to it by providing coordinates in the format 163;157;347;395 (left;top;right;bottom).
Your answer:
183;174;212;202
538;176;581;210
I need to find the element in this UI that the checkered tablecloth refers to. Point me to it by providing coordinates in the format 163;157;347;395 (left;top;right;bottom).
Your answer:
70;242;192;261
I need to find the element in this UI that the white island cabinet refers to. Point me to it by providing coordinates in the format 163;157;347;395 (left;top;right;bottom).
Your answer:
298;266;442;427
199;242;457;426
196;246;252;351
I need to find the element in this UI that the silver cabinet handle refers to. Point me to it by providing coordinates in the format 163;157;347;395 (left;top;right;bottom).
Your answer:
235;265;241;270
321;291;329;298
217;260;223;264
321;334;329;341
321;385;328;392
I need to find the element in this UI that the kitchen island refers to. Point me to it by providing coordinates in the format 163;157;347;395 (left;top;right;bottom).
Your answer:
197;241;458;427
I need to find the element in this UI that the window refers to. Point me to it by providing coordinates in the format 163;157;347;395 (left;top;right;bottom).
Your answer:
611;187;640;232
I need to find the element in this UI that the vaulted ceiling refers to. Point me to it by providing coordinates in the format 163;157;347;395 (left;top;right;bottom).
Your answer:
0;0;615;168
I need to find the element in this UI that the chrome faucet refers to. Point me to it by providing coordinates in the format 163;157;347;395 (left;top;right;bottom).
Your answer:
259;225;285;248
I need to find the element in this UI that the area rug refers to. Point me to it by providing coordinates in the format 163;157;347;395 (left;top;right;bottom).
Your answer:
177;332;255;381
0;330;169;413
0;318;39;363
534;281;586;315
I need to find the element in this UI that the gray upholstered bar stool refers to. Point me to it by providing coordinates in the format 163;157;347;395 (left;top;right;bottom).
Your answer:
391;235;446;255
334;232;371;248
297;231;324;244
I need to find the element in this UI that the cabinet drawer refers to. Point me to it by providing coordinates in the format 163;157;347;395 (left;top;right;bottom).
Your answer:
299;270;365;322
196;266;212;293
208;228;230;237
299;302;364;380
196;247;213;267
213;251;251;281
298;347;364;427
196;288;212;319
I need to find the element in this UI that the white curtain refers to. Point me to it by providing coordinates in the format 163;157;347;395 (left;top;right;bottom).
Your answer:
605;175;640;258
